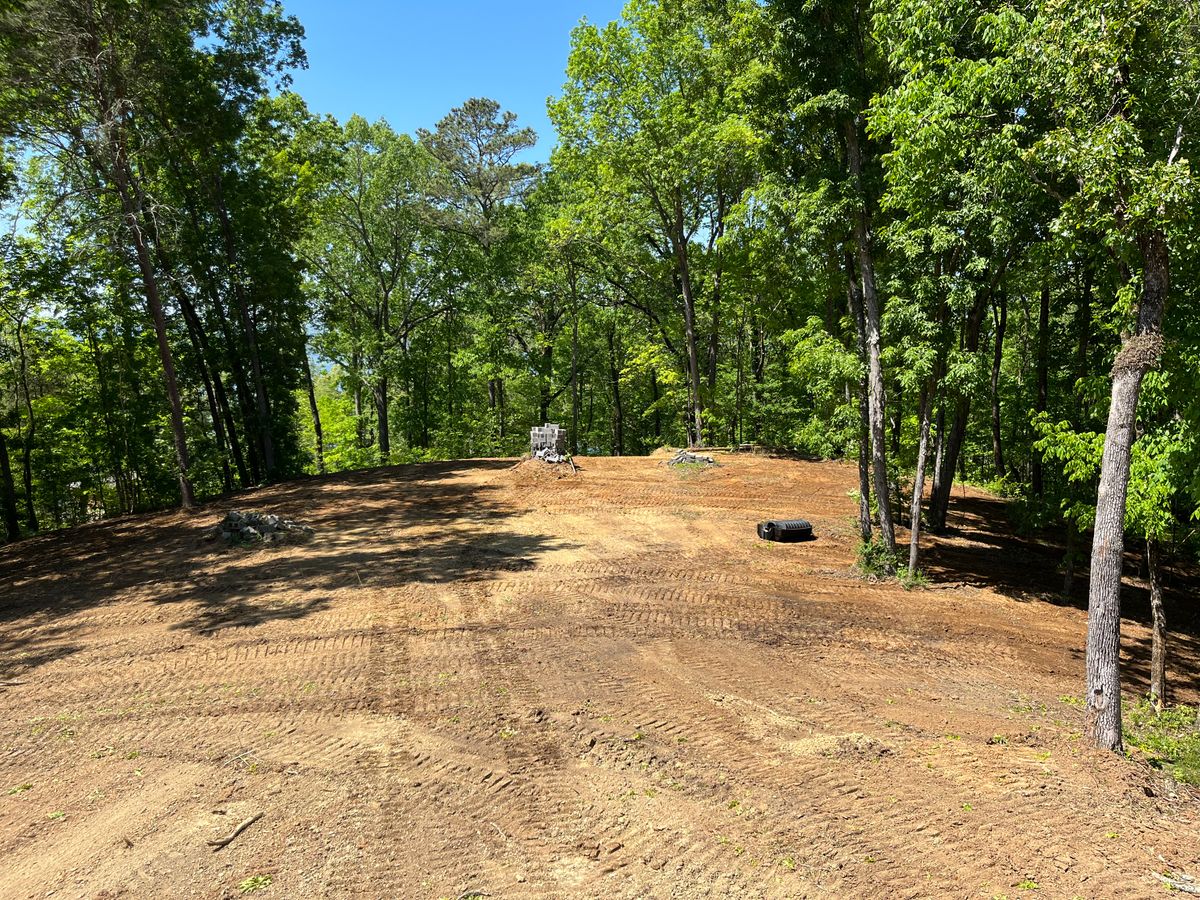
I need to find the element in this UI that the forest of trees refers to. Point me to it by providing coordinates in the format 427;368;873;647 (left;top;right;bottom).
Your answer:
2;0;1199;753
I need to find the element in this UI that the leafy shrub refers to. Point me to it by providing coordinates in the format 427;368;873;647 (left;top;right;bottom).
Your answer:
856;538;901;577
1124;700;1200;785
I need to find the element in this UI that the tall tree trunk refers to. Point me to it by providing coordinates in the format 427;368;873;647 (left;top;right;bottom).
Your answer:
752;315;766;443
0;429;21;542
85;323;128;515
376;374;390;463
212;173;276;480
991;290;1008;478
908;379;936;576
445;304;455;418
1147;539;1167;711
174;285;234;493
929;287;990;531
1085;229;1168;752
570;266;580;455
112;163;195;509
670;191;704;445
211;300;259;485
303;351;326;475
846;263;874;545
734;314;746;445
705;222;725;446
498;378;507;440
539;343;553;425
1077;266;1093;392
12;327;37;532
650;370;663;442
1032;277;1051;497
608;324;624;456
844;120;894;551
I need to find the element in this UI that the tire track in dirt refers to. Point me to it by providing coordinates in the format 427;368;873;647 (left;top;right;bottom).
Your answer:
2;455;1197;898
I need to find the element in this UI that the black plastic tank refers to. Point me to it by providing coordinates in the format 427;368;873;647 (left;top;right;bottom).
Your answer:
757;519;814;542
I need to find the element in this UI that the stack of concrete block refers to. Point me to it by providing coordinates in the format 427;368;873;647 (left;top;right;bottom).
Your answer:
531;423;567;455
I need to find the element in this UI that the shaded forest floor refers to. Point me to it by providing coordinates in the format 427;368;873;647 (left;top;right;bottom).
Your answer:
1;454;1197;899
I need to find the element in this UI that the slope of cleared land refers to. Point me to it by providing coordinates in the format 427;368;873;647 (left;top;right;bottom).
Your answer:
0;455;1197;899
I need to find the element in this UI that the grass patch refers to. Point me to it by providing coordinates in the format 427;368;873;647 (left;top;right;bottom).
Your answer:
1123;700;1200;785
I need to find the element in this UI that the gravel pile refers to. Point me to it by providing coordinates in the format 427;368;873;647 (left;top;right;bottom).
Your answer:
210;510;314;545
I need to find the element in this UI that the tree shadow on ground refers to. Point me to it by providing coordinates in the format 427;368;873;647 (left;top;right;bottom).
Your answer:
0;459;572;653
924;493;1200;698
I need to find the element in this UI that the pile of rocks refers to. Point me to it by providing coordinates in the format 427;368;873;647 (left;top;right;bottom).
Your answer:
667;450;717;468
210;510;314;546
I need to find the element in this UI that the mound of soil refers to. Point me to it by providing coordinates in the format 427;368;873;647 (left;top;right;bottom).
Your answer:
507;457;578;483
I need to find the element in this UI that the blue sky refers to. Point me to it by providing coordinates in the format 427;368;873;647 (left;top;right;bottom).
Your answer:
282;1;628;160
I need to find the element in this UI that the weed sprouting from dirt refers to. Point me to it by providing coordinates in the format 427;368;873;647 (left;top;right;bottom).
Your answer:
7;782;32;795
238;874;273;894
1123;700;1200;785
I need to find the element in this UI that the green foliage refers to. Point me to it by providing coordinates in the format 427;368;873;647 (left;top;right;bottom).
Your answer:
1124;701;1200;786
0;0;1198;620
238;874;273;894
856;538;901;578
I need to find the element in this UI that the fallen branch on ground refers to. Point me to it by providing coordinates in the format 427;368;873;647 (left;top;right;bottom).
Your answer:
207;812;262;851
1154;872;1200;894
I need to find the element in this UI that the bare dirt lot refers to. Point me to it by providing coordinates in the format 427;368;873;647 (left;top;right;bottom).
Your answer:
1;455;1197;899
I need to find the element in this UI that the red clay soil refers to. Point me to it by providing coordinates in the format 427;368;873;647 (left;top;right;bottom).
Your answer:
0;455;1197;899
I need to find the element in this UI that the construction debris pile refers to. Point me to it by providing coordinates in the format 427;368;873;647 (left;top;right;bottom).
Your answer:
667;449;717;468
209;510;314;545
531;423;571;464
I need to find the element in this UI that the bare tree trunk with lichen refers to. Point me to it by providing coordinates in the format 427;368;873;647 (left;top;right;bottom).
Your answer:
1085;230;1168;751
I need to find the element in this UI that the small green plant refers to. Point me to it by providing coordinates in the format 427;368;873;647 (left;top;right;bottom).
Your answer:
1058;694;1086;708
48;811;65;821
898;568;929;591
962;803;973;811
1017;878;1039;891
239;874;273;894
7;783;32;795
1123;700;1200;785
779;856;796;870
855;538;901;578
